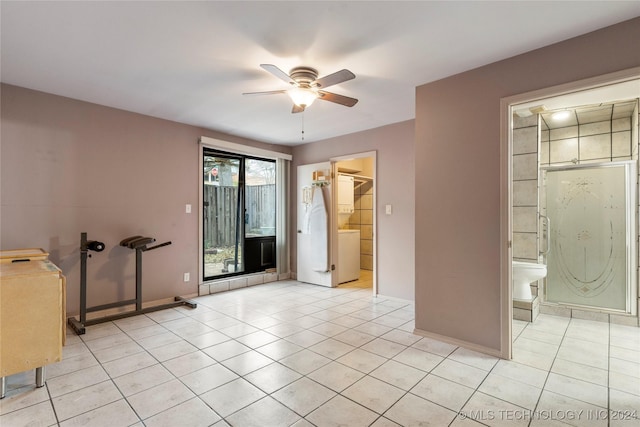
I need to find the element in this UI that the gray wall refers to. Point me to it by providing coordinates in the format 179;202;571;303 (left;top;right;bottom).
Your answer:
0;84;291;316
415;17;640;352
292;120;415;301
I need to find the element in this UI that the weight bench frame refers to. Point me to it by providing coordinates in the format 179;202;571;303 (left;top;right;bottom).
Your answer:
68;232;197;335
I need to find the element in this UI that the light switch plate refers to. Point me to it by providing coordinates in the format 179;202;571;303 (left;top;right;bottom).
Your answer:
385;204;392;215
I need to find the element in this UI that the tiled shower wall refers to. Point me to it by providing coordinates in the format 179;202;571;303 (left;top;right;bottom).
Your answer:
512;114;540;263
540;116;636;165
349;181;374;270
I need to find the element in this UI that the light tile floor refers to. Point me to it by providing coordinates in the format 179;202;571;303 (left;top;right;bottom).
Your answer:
1;280;639;426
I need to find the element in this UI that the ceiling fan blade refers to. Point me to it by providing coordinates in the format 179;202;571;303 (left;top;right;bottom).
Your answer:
312;69;355;89
292;104;305;114
260;64;296;85
242;90;287;96
317;90;358;107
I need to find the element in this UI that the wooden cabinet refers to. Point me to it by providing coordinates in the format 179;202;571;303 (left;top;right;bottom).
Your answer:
0;249;65;395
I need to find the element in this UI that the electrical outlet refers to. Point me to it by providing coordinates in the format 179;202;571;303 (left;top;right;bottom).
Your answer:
183;272;190;282
385;204;392;215
185;204;192;214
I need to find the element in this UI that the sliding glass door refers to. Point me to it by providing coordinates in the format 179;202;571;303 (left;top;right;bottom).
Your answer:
203;150;276;280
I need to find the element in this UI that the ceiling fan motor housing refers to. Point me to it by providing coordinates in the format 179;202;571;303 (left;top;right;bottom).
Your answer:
290;67;318;86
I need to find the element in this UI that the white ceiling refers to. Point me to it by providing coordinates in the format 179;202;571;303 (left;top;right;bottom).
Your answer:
2;1;639;145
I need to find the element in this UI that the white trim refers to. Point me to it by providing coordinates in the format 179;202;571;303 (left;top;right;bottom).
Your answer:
200;136;292;160
413;327;504;359
500;66;640;360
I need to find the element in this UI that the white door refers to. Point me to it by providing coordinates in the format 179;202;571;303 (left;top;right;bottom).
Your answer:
297;162;333;286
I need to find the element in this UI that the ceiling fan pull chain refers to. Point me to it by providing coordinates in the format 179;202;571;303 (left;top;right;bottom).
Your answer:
301;112;305;141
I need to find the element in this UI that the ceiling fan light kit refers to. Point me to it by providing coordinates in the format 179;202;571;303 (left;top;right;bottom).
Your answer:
243;64;358;113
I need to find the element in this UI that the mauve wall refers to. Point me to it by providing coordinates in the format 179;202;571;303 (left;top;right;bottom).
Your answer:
292;120;415;300
415;18;640;352
0;84;292;316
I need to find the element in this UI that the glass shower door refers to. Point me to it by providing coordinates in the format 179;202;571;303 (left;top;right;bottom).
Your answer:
544;163;633;312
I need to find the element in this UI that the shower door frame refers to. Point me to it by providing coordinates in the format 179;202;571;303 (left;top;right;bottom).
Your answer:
540;160;637;315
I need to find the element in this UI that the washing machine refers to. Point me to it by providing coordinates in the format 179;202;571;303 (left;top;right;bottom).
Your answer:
338;229;360;283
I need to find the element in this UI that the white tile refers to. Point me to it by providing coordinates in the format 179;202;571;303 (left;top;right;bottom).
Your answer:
306;361;365;392
370;359;426;390
333;329;377;347
411;337;457;357
284;330;329;347
0;401;57;427
611;345;640;363
491;359;548;389
226;396;300;427
202;340;251;361
200;378;266;418
551;358;608;387
461;392;529;427
448;347;499;371
610;388;640;415
147;340;198;362
279;349;331;375
361;338;406;358
545;373;608;408
179;363;238;395
308;338;355;359
220;350;273;376
184;330;230;349
550;138;579;163
143;397;220;427
255;339;303;360
244;363;302;394
46;365;110;398
162;351;215;377
59;399;139;427
536;390;607;427
341;375;404;414
610;357;640;379
336;348;386;373
0;383;50;415
610;371;640;396
478;372;542;410
386;393;457;427
431;359;488;389
127;378;195;420
264;322;305;338
113;363;174;397
309;322;349;337
236;330;280;348
306;395;379;427
52;380;122;421
410;374;475;411
272;377;335;416
390;348;442;375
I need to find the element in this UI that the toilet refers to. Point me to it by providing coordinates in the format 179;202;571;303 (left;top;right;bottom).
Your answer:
512;261;547;300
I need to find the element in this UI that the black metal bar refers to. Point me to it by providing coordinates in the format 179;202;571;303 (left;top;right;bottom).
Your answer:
67;317;85;335
85;299;138;313
144;241;172;252
136;248;143;311
80;232;88;324
82;298;198;326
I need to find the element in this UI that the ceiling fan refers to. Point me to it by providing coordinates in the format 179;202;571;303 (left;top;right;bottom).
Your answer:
243;64;358;113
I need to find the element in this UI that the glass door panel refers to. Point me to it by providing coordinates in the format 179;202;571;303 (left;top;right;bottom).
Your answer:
245;158;276;237
545;165;628;311
203;154;244;278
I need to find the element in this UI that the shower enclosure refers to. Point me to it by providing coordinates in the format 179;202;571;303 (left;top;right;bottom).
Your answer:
542;161;637;314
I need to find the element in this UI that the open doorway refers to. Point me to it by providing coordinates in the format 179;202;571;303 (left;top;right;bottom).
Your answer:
501;68;640;359
332;151;377;295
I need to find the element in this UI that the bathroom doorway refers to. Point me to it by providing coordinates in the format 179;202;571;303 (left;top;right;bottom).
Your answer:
331;151;377;295
501;68;640;357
